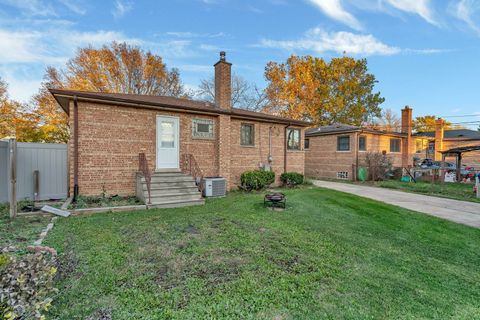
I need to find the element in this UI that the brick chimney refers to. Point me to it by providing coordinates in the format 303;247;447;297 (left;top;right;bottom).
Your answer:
401;106;413;167
214;51;232;110
401;106;412;134
434;118;444;161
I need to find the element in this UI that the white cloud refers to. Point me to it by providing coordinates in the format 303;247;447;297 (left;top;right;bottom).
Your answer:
58;0;87;15
452;0;480;34
257;27;450;56
178;64;211;73
383;0;438;26
112;0;133;18
307;0;362;30
258;27;399;56
0;28;139;64
164;31;226;38
0;0;56;16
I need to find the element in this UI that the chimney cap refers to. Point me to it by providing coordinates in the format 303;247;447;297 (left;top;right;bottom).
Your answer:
214;51;232;66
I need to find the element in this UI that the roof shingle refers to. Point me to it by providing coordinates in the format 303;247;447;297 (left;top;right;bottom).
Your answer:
49;89;309;126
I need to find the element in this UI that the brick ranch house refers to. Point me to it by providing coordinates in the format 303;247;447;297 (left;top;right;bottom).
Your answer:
305;107;480;180
413;120;480;166
305;107;417;180
49;52;308;207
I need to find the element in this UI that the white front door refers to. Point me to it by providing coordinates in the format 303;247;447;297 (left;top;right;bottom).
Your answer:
156;116;180;169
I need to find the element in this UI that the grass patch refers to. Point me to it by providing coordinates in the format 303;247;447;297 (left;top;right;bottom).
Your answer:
69;195;143;209
44;188;480;319
374;180;480;203
0;202;51;253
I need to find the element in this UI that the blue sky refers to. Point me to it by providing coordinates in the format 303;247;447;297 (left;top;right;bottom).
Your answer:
0;0;479;128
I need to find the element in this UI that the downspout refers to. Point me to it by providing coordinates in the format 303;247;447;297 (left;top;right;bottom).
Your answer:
73;95;79;202
354;131;360;181
284;123;291;173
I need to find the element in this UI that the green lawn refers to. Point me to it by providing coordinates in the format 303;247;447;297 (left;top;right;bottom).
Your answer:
0;203;51;253
44;187;480;319
374;180;480;203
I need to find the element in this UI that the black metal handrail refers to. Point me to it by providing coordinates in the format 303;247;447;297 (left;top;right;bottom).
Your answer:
138;153;152;204
180;154;204;192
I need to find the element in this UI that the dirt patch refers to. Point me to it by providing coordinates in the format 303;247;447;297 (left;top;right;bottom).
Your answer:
56;236;80;281
274;254;302;274
86;307;112;320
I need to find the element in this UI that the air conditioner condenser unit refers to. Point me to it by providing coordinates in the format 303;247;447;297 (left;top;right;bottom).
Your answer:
203;176;226;197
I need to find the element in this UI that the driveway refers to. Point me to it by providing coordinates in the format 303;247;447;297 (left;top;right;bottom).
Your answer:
313;180;480;228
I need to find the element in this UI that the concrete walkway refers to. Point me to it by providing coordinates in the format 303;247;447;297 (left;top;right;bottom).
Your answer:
313;180;480;228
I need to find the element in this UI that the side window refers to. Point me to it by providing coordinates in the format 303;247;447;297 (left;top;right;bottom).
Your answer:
390;138;401;152
337;136;350;151
240;123;255;146
358;136;366;151
304;138;310;150
287;128;301;150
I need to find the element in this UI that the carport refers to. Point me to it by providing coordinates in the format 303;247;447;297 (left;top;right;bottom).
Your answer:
440;145;480;182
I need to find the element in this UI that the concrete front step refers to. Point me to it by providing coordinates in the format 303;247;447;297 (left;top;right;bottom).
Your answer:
142;181;198;189
147;198;205;209
142;184;198;194
137;171;204;209
148;192;202;202
142;176;195;183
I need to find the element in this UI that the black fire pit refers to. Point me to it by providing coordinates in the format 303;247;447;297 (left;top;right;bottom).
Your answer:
264;192;286;209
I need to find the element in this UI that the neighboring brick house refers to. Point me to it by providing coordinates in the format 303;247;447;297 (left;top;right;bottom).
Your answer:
49;52;308;206
413;121;480;167
305;107;480;181
305;107;426;180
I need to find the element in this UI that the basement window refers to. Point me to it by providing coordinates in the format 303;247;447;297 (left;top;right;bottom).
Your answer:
390;138;401;153
337;171;349;179
192;119;215;139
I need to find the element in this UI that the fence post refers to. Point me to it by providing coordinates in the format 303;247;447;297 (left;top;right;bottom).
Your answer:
8;138;17;218
476;173;480;198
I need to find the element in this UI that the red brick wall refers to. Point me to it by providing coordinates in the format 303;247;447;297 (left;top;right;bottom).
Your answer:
229;120;305;188
305;132;406;180
68;101;306;196
69;101;218;196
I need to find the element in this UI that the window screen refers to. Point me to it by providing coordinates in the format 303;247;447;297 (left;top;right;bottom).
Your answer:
337;136;350;151
287;128;301;150
241;123;254;146
390;138;401;152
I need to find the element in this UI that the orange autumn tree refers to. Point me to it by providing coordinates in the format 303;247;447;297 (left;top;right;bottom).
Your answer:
263;55;384;126
0;78;44;141
34;41;188;142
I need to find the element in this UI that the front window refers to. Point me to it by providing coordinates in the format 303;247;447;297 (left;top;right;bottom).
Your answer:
390;138;401;153
416;139;424;153
240;123;255;146
287;128;301;150
358;136;366;151
337;136;350;151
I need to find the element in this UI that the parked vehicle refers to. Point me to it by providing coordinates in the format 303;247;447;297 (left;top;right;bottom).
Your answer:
418;158;474;176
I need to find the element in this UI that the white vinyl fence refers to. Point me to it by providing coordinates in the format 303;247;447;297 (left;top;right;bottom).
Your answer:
0;139;67;202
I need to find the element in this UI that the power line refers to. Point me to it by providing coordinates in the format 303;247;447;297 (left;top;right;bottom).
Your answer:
438;114;480;118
